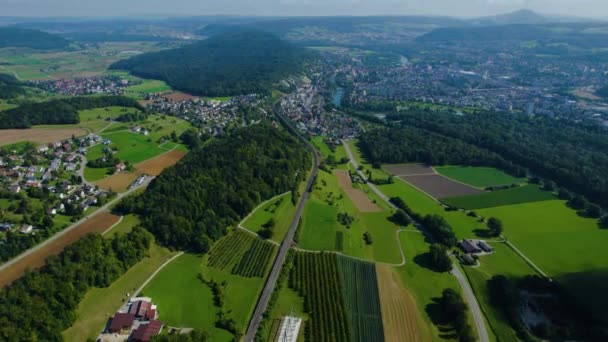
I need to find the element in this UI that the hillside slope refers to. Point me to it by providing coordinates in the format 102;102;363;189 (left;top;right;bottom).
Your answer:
111;30;315;96
0;27;70;49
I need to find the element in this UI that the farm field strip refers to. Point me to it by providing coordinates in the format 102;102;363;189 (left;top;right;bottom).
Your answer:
383;163;436;176
0;127;87;146
399;174;485;199
442;184;555;209
435;166;525;188
291;252;350;341
376;264;424;342
337;255;384;342
207;230;254;270
232;238;277;278
336;170;381;212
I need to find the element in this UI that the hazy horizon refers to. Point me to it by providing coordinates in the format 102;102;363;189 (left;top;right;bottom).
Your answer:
0;0;607;20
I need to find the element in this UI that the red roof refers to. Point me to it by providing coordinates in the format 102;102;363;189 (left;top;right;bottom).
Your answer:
131;320;163;342
108;313;135;333
137;300;151;318
145;309;156;321
128;301;140;315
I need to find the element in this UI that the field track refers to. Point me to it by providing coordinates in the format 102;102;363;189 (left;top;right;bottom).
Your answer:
336;170;381;212
0;127;87;146
376;264;426;342
0;212;120;287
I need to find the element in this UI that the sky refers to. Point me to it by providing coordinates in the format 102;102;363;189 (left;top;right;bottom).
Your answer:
1;0;607;19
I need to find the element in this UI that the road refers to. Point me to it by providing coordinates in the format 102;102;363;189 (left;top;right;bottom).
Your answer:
244;106;320;341
343;141;490;342
0;177;153;276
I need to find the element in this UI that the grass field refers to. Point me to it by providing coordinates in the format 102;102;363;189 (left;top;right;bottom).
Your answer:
98;131;167;164
461;243;536;342
102;214;139;238
241;192;296;244
477;200;608;322
442;185;555;210
63;243;177;341
311;136;348;170
298;169;403;264
395;231;474;341
141;253;233;341
125;79;171;94
435;166;525;188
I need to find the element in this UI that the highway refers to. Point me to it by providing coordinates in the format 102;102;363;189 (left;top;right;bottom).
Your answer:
343;141;490;342
244;106;319;341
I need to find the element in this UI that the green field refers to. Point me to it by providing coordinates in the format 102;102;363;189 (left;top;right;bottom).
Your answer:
63;243;177;341
442;185;555;210
395;231;477;340
477;200;608;322
103;214;140;238
298;169;403;264
241;192;296;244
141;253;233;341
435;166;525;188
125;79;171;94
98;131;167;164
462;243;537;341
311;136;348;170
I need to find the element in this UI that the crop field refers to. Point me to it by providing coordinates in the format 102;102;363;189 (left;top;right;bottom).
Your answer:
207;230;277;278
94;171;139;192
290;252;351;341
442;185;555;210
399;174;485;199
0;127;87;146
336;170;381;212
477;200;608;322
383;163;436;176
141;253;234;341
135;149;186;175
125;79;171;94
231;238;276;278
337;255;384;342
376;264;425;342
435;166;525;188
63;242;177;341
0;212;120;287
462;243;536;341
241;193;296;243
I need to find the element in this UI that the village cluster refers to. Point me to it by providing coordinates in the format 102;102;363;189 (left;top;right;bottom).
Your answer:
35;76;131;96
145;93;265;136
0;135;110;235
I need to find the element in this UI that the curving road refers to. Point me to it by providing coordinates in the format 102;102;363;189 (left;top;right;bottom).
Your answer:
343;141;490;342
244;106;320;341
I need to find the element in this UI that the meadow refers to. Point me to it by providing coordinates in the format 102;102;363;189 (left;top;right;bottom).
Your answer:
441;185;555;210
241;192;296;243
311;136;349;169
477;200;608;322
140;253;234;341
125;79;171;94
435;166;525;188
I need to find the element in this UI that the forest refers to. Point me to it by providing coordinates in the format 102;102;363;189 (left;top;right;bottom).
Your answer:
360;108;608;207
114;124;311;252
0;95;144;128
0;73;26;99
110;30;315;96
0;227;152;341
0;27;70;50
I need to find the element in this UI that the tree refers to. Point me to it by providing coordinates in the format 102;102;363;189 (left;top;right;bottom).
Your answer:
585;203;602;218
389;209;411;226
600;215;608;229
487;217;503;237
429;243;452;272
363;231;373;245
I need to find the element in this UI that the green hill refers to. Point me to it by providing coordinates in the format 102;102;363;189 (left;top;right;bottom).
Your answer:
110;30;315;96
0;73;26;99
0;27;70;50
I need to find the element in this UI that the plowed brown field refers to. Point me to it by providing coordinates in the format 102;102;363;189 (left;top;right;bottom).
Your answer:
336;170;381;212
0;212;120;287
0;128;87;146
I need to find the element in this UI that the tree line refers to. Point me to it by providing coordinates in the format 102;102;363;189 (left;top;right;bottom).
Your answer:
0;227;152;341
0;95;144;128
114;124;310;252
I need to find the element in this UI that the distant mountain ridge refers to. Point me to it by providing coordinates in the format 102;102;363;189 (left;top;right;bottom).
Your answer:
0;27;70;49
111;30;315;96
470;9;549;26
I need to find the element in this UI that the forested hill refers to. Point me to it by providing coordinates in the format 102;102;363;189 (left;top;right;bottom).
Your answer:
110;30;315;96
115;124;311;252
0;95;143;129
0;73;26;99
0;27;70;50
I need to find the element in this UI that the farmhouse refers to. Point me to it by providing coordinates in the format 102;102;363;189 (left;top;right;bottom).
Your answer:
115;162;126;172
108;312;135;334
460;239;482;254
131;320;163;342
478;240;494;253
